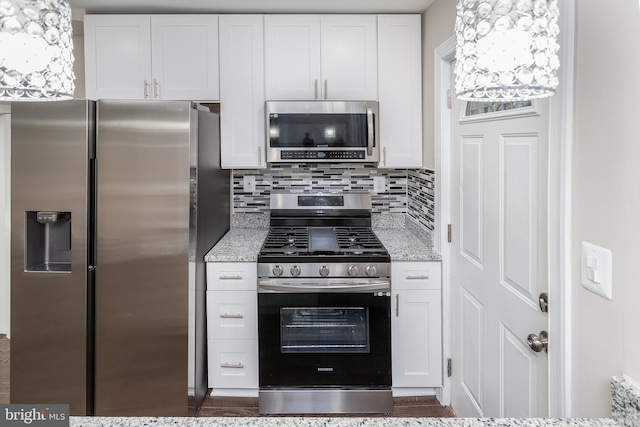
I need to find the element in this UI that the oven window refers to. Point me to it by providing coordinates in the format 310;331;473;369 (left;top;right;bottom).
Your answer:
280;307;370;354
269;114;368;148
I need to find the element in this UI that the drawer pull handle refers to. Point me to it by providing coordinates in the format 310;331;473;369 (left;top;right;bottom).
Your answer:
406;275;429;280
221;362;244;369
220;275;243;280
220;313;243;319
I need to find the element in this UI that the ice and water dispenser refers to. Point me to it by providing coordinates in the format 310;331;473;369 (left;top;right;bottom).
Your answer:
25;211;72;272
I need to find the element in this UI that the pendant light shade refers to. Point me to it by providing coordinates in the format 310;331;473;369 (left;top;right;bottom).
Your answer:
454;0;560;101
0;0;75;101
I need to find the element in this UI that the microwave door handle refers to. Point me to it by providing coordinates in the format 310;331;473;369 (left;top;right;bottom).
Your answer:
366;107;374;156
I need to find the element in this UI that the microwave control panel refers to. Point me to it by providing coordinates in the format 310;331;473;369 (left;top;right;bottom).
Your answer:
280;150;366;160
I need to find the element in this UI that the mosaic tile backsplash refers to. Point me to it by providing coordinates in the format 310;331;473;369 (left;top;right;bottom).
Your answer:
407;169;436;232
232;164;435;232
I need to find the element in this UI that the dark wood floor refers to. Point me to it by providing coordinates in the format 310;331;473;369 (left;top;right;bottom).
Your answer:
0;336;454;417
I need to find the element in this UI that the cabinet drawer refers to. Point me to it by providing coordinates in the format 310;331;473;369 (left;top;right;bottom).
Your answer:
207;339;258;390
392;262;442;290
206;290;258;340
207;262;257;290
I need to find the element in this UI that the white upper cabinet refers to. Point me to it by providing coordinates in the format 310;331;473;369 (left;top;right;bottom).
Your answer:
84;15;219;101
150;15;219;100
377;15;423;168
321;15;378;101
85;15;151;100
264;15;321;101
219;15;266;169
265;15;377;101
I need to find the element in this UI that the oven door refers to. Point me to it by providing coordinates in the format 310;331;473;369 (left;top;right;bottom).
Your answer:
266;101;379;163
258;287;391;388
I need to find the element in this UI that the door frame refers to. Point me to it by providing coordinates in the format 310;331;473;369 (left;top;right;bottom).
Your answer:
0;104;11;337
433;0;575;417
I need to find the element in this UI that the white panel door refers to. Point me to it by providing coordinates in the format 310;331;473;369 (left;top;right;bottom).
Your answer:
219;15;266;169
151;15;219;101
377;15;422;168
264;15;321;100
451;96;549;417
84;15;152;100
320;15;378;101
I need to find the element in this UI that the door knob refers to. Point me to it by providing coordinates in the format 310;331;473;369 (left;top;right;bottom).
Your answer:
527;331;548;353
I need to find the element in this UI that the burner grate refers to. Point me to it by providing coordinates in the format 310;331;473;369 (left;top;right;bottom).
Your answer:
260;227;309;254
334;227;387;254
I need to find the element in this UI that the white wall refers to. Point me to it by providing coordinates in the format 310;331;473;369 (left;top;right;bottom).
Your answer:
0;106;10;336
570;0;640;417
421;0;456;169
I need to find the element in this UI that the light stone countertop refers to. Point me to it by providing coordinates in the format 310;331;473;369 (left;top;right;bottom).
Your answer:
205;214;441;263
374;227;441;262
204;228;268;262
69;417;618;427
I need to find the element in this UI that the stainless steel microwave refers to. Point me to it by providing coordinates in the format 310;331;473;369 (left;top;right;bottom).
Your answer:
266;101;379;163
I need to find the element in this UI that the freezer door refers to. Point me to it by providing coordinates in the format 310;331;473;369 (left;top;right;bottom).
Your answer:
95;100;191;416
10;100;95;415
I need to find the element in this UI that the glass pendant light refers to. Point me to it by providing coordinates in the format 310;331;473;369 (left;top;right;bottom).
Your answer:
0;0;75;101
454;0;560;101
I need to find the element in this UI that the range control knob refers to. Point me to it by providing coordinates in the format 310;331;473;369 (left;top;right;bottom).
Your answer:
365;264;378;277
272;265;283;277
348;264;359;277
290;265;301;277
319;265;330;277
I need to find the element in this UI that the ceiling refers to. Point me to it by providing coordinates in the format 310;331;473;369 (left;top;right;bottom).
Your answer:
68;0;435;15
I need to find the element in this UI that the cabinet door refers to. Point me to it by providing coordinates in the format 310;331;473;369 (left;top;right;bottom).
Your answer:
206;262;257;291
265;15;321;100
207;339;258;391
206;290;258;341
219;15;266;169
392;261;441;291
151;15;219;101
392;289;442;389
378;15;422;168
84;15;152;100
320;15;378;101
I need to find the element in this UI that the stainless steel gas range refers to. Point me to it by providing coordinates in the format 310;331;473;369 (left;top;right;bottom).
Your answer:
257;192;392;415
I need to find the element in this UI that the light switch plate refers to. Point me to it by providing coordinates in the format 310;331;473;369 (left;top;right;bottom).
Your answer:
373;176;386;193
580;241;613;300
243;175;255;192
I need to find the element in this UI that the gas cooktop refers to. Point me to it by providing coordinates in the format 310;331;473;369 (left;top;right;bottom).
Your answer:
257;192;390;278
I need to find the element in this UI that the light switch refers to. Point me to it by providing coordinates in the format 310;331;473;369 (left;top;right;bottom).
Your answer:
580;241;613;300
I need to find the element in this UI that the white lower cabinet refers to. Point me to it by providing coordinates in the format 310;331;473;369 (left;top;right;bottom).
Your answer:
206;262;258;397
391;262;442;396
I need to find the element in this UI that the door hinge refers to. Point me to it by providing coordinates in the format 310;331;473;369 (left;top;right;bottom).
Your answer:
447;89;452;109
447;358;452;377
447;224;452;243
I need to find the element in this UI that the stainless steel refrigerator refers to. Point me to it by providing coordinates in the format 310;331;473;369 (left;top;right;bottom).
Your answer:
10;100;230;416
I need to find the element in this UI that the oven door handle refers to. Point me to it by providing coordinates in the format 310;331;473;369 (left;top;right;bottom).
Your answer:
258;279;391;293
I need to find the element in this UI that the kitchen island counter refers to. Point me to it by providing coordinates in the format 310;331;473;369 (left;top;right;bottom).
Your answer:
69;417;618;427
